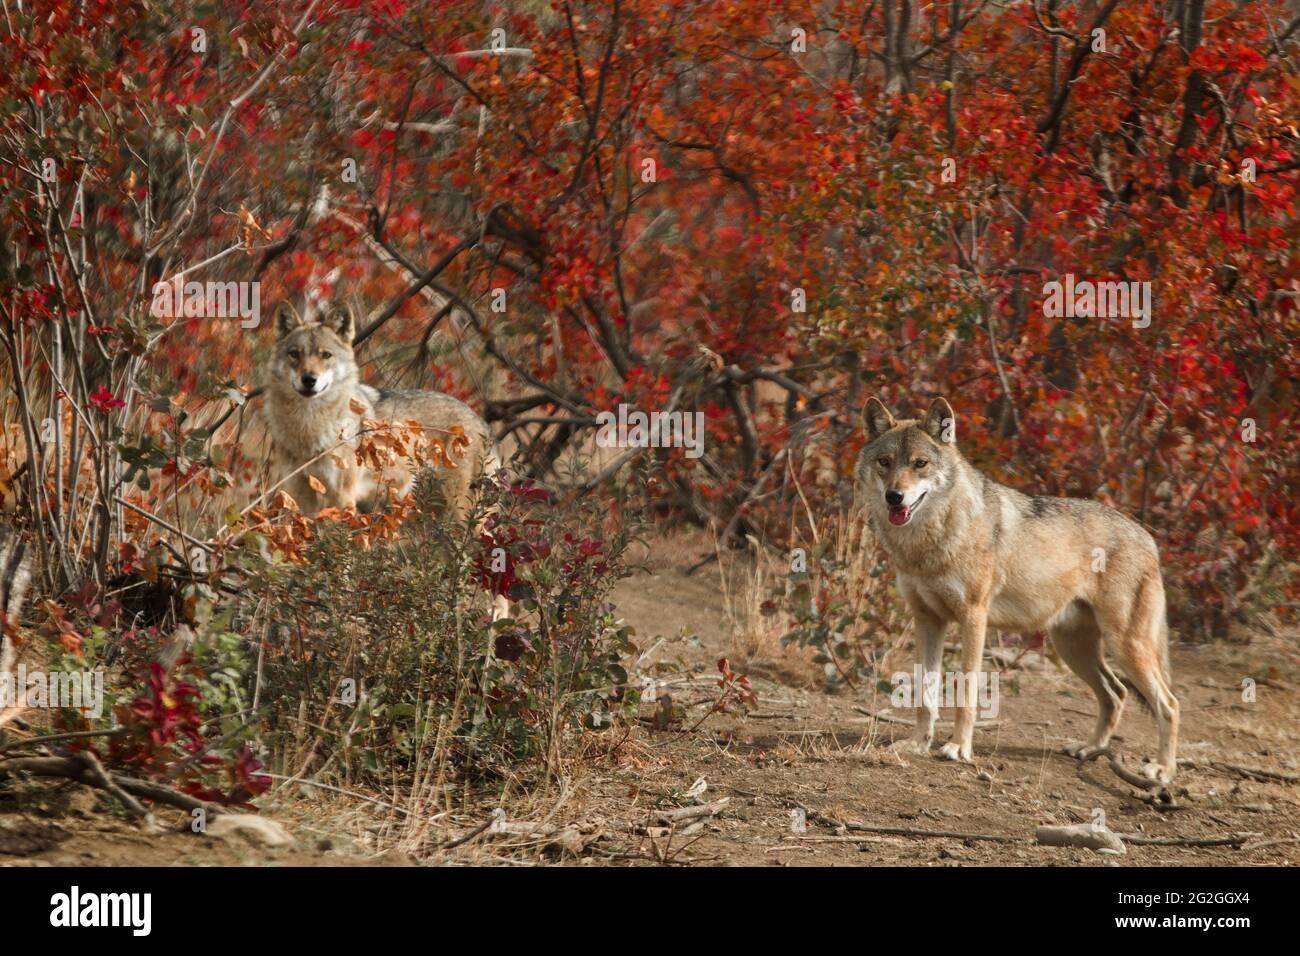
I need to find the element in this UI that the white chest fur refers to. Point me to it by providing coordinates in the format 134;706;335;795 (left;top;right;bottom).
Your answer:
267;386;370;462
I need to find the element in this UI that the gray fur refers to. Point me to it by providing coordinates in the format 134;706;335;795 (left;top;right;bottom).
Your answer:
261;302;499;519
855;395;1179;782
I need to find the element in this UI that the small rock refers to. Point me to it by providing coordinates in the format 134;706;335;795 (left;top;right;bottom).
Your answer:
976;770;994;782
206;813;293;848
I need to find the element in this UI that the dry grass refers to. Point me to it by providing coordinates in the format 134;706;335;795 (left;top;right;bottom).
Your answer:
715;508;909;690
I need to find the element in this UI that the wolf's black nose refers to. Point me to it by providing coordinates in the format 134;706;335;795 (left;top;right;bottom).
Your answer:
300;374;317;389
885;489;904;507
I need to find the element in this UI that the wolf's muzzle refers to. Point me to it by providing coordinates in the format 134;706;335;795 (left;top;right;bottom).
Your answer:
887;491;926;526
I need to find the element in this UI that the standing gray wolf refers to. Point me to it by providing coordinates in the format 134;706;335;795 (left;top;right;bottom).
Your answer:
856;396;1179;783
263;301;500;520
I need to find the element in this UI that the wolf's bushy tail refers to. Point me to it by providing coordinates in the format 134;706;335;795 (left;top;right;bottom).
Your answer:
1115;574;1174;715
1159;615;1173;688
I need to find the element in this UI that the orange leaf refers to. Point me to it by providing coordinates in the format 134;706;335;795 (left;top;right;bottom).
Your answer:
271;490;300;512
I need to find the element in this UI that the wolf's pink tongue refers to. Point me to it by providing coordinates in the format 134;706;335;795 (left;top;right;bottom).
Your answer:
888;505;910;525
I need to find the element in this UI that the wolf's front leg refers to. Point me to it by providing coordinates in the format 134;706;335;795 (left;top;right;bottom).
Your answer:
287;473;323;517
891;610;946;755
333;460;361;511
940;606;988;762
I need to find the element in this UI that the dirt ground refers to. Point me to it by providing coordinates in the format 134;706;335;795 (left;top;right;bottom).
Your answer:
3;529;1298;867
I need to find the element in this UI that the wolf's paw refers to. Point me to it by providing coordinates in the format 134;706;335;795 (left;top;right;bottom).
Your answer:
1141;762;1174;786
889;737;932;757
937;740;973;762
1063;742;1108;761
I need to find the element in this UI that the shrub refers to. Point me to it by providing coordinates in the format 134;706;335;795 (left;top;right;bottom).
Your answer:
250;476;640;788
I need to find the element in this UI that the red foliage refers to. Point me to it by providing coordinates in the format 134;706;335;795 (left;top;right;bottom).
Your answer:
107;659;269;808
2;1;1296;635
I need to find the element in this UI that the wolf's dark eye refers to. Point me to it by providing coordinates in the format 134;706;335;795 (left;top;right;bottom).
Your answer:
877;457;891;468
320;351;332;360
913;459;928;469
288;349;302;361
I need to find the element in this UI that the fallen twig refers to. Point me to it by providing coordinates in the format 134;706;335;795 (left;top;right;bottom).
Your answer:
602;797;733;835
486;817;601;855
1240;836;1300;852
438;810;604;856
0;727;126;755
437;809;503;851
1067;745;1182;808
784;795;1242;852
853;707;1000;729
647;797;730;825
1105;750;1162;789
782;797;1024;844
253;771;406;816
841;821;1024;843
0;755;225;820
433;799;732;858
1115;832;1254;848
76;751;154;825
1179;759;1300;785
784;834;907;845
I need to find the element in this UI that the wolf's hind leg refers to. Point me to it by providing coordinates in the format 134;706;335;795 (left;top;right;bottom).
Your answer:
1050;601;1125;759
1105;576;1179;784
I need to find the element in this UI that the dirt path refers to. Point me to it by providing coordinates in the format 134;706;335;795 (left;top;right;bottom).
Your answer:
597;530;1300;866
4;530;1297;867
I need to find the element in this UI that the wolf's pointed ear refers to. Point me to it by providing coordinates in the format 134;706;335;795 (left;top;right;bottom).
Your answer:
275;302;303;338
863;397;896;440
322;304;355;344
924;397;956;444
